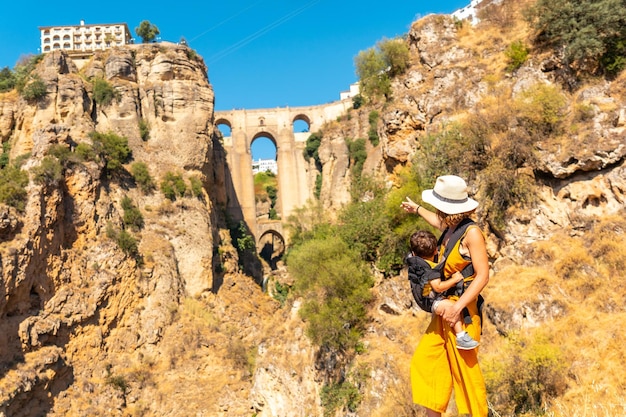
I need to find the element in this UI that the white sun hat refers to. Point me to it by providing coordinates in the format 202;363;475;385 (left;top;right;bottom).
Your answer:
421;175;479;215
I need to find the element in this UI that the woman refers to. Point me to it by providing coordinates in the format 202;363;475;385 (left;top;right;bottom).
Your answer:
401;175;489;417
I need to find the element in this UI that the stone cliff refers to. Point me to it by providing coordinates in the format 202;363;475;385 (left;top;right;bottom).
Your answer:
0;43;315;416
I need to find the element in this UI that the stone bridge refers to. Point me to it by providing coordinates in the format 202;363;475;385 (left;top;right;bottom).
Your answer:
214;99;352;248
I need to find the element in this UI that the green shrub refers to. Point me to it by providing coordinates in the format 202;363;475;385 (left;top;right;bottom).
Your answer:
121;195;144;231
232;221;255;252
272;281;290;306
89;131;131;173
131;162;155;193
418;124;490;184
0;67;16;92
314;173;322;199
287;236;373;352
138;118;150;141
303;131;322;168
92;78;119;106
117;229;139;257
32;156;63;185
346;138;367;178
21;76;47;101
160;172;186;201
0;142;11;169
355;47;391;101
481;159;534;231
527;0;626;74
321;380;361;417
338;194;391;262
505;40;529;72
0;164;29;211
189;175;203;198
13;54;43;93
367;111;380;146
105;374;129;393
516;83;567;136
355;37;408;102
74;143;96;162
484;332;567;416
377;37;410;77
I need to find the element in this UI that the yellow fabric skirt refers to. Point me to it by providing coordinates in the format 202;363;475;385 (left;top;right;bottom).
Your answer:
410;297;487;416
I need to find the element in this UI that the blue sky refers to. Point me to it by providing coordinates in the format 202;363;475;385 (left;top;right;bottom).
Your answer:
0;0;470;159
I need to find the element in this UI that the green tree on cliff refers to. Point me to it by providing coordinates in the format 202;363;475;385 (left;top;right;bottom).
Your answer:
135;21;160;43
527;0;626;74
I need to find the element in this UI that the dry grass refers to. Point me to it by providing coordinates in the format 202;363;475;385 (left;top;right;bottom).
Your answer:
481;213;626;416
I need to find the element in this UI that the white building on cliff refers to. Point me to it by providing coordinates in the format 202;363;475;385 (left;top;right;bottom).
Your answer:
252;159;278;175
38;21;131;55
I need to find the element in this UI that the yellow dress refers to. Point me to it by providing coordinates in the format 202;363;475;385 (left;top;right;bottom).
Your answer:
410;226;488;416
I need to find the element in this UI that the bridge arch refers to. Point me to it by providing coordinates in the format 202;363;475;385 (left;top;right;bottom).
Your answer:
214;100;352;247
292;114;311;133
251;131;278;149
215;118;232;137
257;228;285;270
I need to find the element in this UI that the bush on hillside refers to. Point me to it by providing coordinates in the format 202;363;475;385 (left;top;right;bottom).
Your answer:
515;83;567;136
130;162;155;193
346;138;367;179
121;195;144;231
526;0;626;75
355;47;391;101
287;235;373;353
367;111;379;146
505;40;529;72
378;37;410;77
303;131;322;168
89;131;131;174
418;124;490;186
21;76;47;101
484;332;567;416
32;156;63;185
0;164;29;211
93;78;119;106
13;54;43;94
189;175;203;198
138;118;150;141
160;172;186;201
355;37;409;102
0;67;16;92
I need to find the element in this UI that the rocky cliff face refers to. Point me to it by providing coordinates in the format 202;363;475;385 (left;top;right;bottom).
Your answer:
0;43;317;417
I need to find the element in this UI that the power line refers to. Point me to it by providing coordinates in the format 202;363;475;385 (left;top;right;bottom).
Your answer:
207;0;321;64
188;0;266;43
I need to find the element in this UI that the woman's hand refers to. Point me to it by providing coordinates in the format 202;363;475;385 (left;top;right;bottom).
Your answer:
441;302;462;327
401;196;418;213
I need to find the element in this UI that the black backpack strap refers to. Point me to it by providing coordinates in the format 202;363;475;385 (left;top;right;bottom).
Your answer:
436;217;475;263
436;218;475;297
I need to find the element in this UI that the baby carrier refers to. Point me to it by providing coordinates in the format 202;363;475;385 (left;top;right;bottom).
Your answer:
406;218;477;321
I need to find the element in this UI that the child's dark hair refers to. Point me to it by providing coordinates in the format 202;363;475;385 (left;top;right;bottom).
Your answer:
410;230;438;258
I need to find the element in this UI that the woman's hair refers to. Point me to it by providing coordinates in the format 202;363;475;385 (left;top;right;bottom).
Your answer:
437;209;476;228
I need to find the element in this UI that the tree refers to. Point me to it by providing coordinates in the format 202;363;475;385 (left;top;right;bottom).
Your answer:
527;0;626;74
354;47;390;101
377;37;410;77
135;21;160;43
0;67;15;92
354;37;409;102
